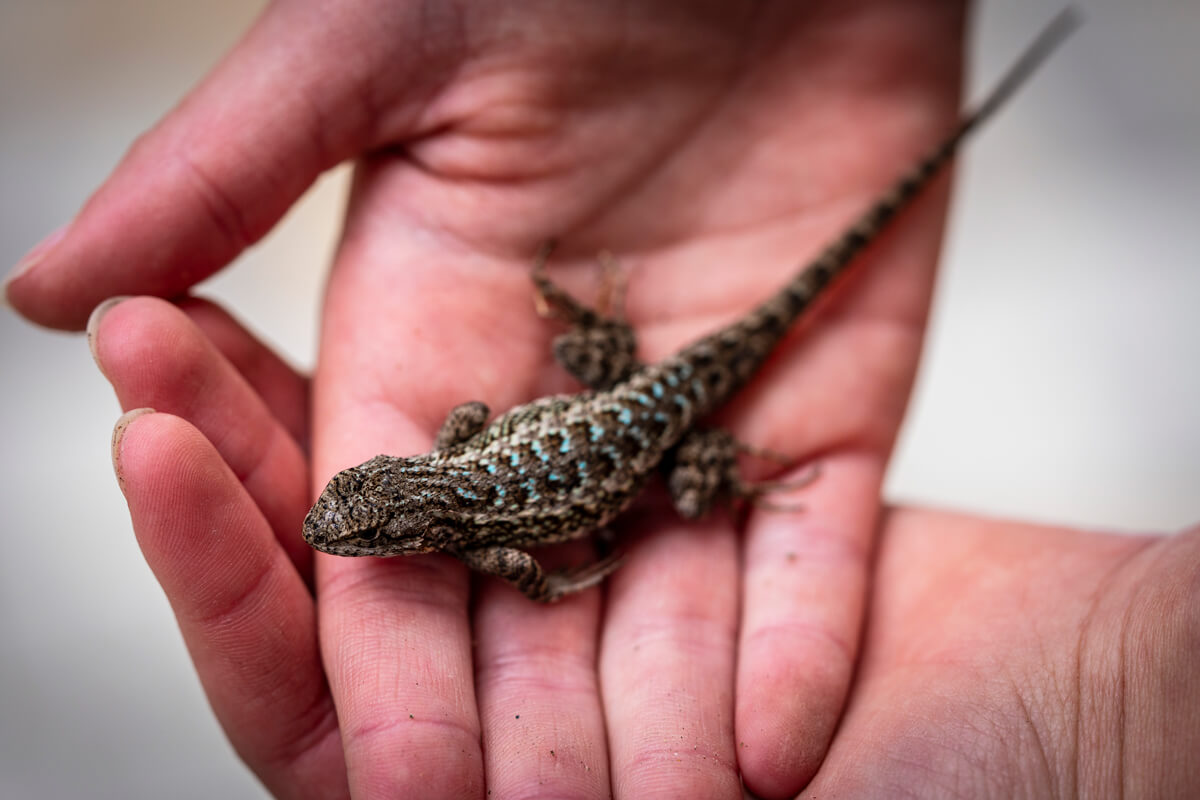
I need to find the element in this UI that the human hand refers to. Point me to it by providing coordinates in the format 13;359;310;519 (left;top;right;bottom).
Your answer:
801;507;1199;799
31;2;969;796
96;297;1200;798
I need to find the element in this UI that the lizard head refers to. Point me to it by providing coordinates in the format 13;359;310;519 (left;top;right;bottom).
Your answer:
303;455;440;557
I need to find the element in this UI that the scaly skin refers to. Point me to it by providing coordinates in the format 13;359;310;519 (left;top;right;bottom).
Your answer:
303;10;1078;601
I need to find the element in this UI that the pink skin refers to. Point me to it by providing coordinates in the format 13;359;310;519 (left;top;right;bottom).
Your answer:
29;2;1193;797
24;2;961;795
95;297;1200;798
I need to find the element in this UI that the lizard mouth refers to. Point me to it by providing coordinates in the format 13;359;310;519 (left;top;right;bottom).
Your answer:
308;535;430;558
302;507;431;557
301;503;362;551
302;517;382;556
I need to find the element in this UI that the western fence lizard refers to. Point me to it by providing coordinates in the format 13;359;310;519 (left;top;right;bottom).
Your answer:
303;11;1078;601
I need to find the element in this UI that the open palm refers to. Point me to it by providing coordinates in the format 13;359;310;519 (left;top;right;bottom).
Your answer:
12;1;969;796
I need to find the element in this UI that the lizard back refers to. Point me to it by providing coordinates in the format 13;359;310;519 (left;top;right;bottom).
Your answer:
303;10;1079;597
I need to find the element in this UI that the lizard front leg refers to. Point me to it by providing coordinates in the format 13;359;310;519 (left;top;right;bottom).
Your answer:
455;544;622;602
532;241;638;390
433;401;490;450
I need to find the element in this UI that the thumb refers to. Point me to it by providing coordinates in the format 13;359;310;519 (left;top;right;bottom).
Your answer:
5;1;435;329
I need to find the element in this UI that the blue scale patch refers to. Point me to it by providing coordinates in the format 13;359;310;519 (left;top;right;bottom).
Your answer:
509;452;521;467
654;411;669;423
558;432;572;453
651;381;665;398
673;394;689;408
678;362;694;379
664;372;679;388
455;487;480;501
692;379;706;400
484;462;497;475
589;423;605;442
521;478;540;502
530;439;550;462
631;392;653;407
617;407;634;425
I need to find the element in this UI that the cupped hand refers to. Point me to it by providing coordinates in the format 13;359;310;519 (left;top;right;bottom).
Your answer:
33;2;974;797
94;300;1200;797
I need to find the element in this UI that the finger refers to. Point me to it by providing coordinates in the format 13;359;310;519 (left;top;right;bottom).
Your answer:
600;511;742;798
179;295;310;452
312;385;483;796
306;240;547;797
316;555;482;797
734;455;879;798
90;295;312;577
113;410;346;797
472;545;611;797
4;0;434;329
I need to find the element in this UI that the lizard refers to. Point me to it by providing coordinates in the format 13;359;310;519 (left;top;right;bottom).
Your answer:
303;10;1078;602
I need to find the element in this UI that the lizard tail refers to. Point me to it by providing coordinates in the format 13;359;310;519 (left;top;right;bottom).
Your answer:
669;7;1080;411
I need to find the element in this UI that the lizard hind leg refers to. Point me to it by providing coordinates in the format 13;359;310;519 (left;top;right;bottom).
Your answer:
545;551;624;600
666;428;819;519
530;240;639;391
734;461;821;513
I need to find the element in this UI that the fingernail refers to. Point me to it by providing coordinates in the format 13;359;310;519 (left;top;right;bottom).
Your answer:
111;407;156;494
86;295;132;378
4;223;70;305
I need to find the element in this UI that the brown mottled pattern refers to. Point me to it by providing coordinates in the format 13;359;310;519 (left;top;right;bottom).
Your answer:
303;11;1078;601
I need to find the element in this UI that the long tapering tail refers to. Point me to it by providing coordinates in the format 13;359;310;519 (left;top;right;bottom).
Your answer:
666;8;1080;415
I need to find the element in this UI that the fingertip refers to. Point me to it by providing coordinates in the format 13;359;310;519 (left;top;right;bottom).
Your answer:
736;659;846;797
4;223;72;314
110;408;267;577
111;407;158;494
111;408;232;524
91;296;208;407
86;295;133;377
736;458;878;796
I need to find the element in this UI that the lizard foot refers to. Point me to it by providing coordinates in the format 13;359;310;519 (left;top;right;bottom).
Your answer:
668;428;820;518
530;240;639;390
543;552;625;602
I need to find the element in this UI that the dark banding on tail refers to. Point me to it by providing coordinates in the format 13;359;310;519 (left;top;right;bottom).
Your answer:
670;7;1080;412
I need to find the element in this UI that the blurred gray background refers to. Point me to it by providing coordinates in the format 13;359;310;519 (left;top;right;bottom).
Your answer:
2;1;1197;797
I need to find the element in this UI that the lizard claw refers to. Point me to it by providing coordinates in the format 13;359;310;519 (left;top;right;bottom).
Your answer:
543;551;624;601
